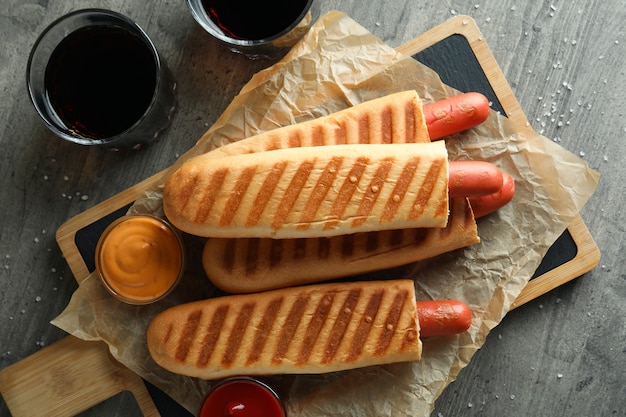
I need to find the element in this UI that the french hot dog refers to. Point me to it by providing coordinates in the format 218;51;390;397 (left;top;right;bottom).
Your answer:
198;90;431;160
146;279;471;380
164;141;451;239
202;197;478;293
196;91;490;162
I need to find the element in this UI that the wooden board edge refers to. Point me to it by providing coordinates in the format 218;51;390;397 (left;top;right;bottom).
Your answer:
510;214;601;309
56;170;167;283
0;335;161;417
396;15;529;127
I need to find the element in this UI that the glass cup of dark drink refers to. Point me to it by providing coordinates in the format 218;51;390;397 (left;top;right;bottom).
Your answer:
26;9;176;150
186;0;317;59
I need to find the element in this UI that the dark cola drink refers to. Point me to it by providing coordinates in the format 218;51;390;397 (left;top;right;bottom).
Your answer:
201;0;310;40
44;25;158;139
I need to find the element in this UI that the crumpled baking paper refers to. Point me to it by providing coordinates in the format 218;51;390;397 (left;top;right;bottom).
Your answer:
53;11;599;416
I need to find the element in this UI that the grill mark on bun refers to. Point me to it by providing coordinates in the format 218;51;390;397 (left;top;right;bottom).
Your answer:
358;113;370;144
175;310;202;362
269;239;283;267
333;120;348;145
341;233;355;258
222;302;255;366
352;159;394;227
247;161;287;227
169;170;195;215
412;228;428;246
322;288;361;364
298;156;343;230
311;124;324;146
222;239;236;273
245;238;259;274
246;297;283;365
409;159;445;220
405;101;417;143
389;229;405;248
272;160;315;230
381;156;420;223
381;106;392;143
347;289;384;362
375;289;408;355
163;323;174;345
220;166;256;227
194;168;228;224
293;239;306;260
196;305;228;367
325;157;369;230
272;295;309;364
297;293;336;365
318;237;330;259
365;231;379;252
288;131;301;148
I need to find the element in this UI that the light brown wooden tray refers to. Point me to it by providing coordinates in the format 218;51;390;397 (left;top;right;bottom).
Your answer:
0;15;600;417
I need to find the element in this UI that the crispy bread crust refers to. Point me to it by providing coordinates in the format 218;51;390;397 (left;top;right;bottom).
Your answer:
147;280;421;380
202;197;478;293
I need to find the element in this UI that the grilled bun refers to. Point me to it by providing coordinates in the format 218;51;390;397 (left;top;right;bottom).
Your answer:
146;279;421;380
200;90;430;158
163;141;449;239
202;197;478;293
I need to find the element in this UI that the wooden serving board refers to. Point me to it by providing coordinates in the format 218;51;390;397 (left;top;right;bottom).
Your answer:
0;15;600;417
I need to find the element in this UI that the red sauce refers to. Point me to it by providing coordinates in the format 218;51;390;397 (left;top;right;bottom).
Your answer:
199;378;285;417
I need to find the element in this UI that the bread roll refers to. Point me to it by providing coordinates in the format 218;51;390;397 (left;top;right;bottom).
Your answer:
202;90;430;159
164;141;449;239
146;279;421;380
202;197;478;293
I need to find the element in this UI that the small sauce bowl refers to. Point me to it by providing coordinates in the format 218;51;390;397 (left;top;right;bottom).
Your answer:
95;214;185;304
198;377;286;417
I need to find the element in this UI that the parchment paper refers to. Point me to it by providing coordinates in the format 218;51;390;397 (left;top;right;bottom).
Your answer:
53;11;600;416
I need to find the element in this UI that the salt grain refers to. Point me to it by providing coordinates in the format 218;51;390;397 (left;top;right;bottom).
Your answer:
35;296;42;302
510;394;516;400
557;373;563;379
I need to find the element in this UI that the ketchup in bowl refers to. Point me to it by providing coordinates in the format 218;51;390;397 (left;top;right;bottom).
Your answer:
95;214;185;304
199;377;286;417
